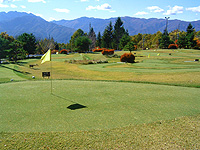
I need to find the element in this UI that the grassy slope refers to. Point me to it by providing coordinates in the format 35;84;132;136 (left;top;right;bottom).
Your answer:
0;64;26;83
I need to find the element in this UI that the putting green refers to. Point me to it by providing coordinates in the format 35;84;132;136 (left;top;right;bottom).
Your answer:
0;80;200;132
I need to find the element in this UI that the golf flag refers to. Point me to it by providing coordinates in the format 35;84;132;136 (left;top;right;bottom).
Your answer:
41;49;51;64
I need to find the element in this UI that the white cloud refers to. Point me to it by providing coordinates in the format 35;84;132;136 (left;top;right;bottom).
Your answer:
135;11;148;15
10;4;17;8
21;5;26;8
81;0;89;2
0;3;9;7
86;3;112;11
147;6;164;13
164;5;184;15
186;6;200;13
54;8;70;13
28;0;46;3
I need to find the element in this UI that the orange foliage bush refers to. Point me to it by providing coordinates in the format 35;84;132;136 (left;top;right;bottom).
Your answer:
51;50;59;54
92;47;106;52
168;44;178;49
59;49;68;54
120;53;135;63
196;40;200;48
102;49;114;55
134;45;138;50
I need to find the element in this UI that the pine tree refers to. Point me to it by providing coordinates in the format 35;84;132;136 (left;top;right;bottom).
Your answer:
96;32;102;47
177;31;187;49
102;21;113;48
88;26;96;51
113;17;126;49
185;23;196;49
159;29;172;49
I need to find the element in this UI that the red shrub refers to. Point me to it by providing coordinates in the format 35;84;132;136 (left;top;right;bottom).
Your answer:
120;53;135;63
51;50;59;54
134;45;137;50
92;47;106;52
197;40;200;47
60;49;68;54
102;49;114;55
168;44;178;49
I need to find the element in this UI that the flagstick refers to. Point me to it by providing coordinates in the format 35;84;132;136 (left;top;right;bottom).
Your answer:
51;54;53;94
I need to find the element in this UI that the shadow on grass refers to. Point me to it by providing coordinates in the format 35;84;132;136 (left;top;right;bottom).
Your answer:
51;93;87;110
0;65;30;74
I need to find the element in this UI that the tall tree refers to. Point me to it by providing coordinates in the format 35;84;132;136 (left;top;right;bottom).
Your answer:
185;23;196;49
113;17;126;49
102;21;113;48
74;36;91;53
69;29;85;51
37;37;55;54
177;31;187;49
119;34;131;50
0;32;14;63
123;41;136;53
159;29;172;49
96;32;102;47
7;40;26;62
88;26;96;51
17;33;36;57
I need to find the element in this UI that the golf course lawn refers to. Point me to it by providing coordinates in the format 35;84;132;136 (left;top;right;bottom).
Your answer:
1;80;199;132
0;49;200;149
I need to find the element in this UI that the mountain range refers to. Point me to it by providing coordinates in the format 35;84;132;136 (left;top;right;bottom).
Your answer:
0;11;199;43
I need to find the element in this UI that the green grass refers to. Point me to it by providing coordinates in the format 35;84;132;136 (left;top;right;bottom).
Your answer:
0;49;200;149
0;64;27;83
1;80;200;132
1;115;199;149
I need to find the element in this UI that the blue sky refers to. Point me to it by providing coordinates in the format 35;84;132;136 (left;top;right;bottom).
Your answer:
0;0;200;21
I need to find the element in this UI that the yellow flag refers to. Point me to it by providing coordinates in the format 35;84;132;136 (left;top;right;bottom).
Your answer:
41;49;51;64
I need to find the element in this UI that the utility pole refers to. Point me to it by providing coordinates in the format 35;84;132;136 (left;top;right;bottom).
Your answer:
177;23;180;40
165;17;170;32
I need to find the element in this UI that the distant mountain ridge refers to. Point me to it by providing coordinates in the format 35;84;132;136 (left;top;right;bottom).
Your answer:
0;11;75;43
52;17;200;35
0;11;199;43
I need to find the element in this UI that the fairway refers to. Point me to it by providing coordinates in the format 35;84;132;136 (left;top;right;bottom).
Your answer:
1;80;200;132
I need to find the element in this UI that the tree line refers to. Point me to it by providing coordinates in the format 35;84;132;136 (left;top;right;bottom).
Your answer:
0;17;200;63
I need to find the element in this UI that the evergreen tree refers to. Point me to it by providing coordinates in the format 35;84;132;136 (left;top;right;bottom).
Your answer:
96;32;102;47
119;34;131;50
17;33;36;57
123;41;136;53
159;29;172;49
185;23;196;49
88;26;96;51
177;31;187;49
7;40;26;62
113;17;126;49
0;32;14;63
102;21;113;48
69;29;85;51
74;36;91;53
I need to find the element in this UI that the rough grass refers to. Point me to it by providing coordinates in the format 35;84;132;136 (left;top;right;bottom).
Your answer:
1;115;199;149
